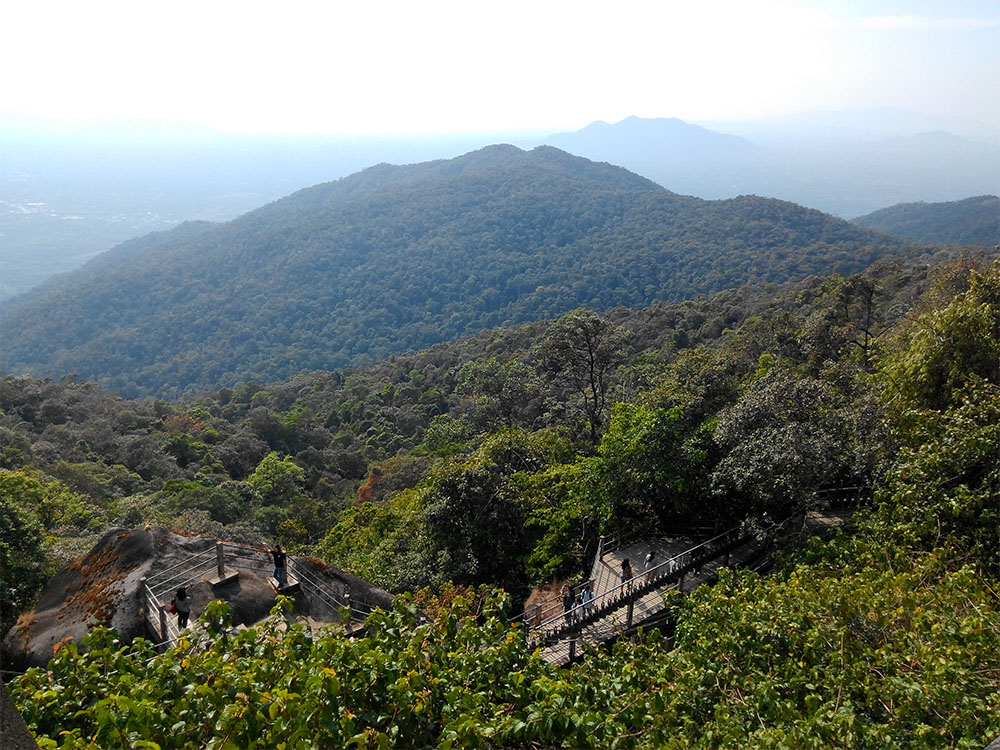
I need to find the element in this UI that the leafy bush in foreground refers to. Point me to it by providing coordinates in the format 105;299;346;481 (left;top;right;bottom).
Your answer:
12;544;1000;750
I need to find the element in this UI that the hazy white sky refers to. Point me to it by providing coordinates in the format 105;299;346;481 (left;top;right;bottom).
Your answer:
1;0;997;137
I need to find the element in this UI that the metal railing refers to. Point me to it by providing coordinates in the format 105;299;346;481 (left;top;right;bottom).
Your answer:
511;525;695;630
146;547;216;598
511;578;594;630
527;523;749;646
287;558;374;625
528;503;810;664
527;522;722;627
137;540;381;647
141;579;181;647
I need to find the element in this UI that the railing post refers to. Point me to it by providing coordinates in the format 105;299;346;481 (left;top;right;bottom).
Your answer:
216;541;225;579
598;535;605;561
678;572;684;593
534;604;542;628
344;592;352;635
626;598;634;629
139;577;148;620
569;637;576;662
159;606;169;643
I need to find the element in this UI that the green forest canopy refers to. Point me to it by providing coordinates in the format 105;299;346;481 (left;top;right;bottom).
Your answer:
0;145;914;397
5;255;1000;747
852;194;999;247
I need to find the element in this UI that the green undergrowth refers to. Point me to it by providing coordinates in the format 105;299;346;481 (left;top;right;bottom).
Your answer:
11;518;1000;749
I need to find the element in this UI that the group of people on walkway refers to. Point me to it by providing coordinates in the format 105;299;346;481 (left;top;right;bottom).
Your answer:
539;543;698;634
623;550;663;588
558;547;673;627
561;583;595;624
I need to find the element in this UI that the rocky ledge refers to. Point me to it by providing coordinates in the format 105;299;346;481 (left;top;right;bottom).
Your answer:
3;526;393;671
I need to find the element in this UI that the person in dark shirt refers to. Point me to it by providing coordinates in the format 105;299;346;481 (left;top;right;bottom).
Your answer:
171;586;192;629
271;544;288;588
562;585;575;624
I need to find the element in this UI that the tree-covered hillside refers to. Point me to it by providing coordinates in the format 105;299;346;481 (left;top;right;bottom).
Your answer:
6;254;1000;747
1;145;911;398
0;250;976;609
852;194;1000;246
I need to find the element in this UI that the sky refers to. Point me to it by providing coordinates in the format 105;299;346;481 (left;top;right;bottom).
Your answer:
1;0;998;138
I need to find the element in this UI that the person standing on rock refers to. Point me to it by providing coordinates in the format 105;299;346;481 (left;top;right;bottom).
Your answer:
172;587;192;629
271;544;288;589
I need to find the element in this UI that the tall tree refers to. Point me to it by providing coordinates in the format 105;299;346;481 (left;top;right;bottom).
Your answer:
456;355;542;431
880;263;1000;411
535;309;630;442
0;494;48;630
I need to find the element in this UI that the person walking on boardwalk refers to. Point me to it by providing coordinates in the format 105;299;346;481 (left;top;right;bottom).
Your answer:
581;584;594;616
644;550;657;581
562;585;575;624
621;558;633;591
171;587;192;629
271;544;288;589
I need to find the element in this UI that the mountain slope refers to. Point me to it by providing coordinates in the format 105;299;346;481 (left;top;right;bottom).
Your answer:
852;195;1000;246
0;145;910;397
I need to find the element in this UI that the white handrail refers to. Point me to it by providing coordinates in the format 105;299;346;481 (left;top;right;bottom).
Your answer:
288;560;373;622
288;561;346;610
529;525;746;638
149;559;217;597
146;547;215;585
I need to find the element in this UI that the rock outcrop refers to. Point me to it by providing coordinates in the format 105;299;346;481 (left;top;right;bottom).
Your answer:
3;527;393;671
0;681;38;750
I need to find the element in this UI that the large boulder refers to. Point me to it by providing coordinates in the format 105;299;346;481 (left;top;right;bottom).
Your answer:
3;527;393;670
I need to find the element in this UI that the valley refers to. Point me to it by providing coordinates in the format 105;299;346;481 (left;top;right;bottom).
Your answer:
1;144;922;397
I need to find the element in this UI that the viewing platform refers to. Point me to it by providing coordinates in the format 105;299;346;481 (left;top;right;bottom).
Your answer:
139;540;383;649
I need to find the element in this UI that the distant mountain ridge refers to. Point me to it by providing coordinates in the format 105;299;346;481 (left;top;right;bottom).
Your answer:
1;145;911;398
851;195;1000;247
546;116;762;163
538;116;999;217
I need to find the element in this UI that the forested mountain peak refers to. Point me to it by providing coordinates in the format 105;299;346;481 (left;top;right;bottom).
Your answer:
1;145;911;397
268;143;664;207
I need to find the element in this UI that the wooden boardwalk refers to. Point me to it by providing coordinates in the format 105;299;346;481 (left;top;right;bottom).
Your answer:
526;526;770;666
